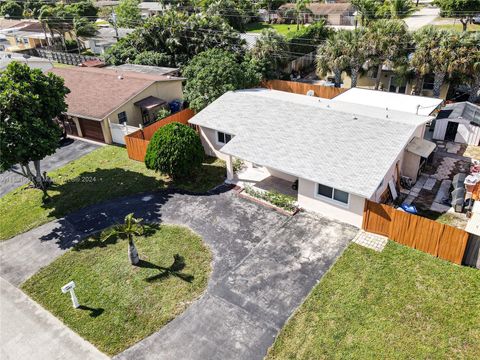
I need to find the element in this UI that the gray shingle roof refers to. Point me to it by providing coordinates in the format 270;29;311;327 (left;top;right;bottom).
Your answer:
189;89;429;199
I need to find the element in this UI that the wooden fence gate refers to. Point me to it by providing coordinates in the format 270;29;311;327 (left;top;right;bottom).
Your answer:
362;200;469;265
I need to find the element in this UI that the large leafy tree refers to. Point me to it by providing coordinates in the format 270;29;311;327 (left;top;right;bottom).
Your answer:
204;0;255;31
0;62;69;192
105;11;244;67
363;19;410;90
115;0;142;28
183;48;261;112
250;29;288;80
0;0;23;18
288;20;330;56
377;0;415;19
145;122;204;180
434;0;480;32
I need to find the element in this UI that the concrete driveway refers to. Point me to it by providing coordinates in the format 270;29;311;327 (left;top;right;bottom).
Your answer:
405;6;440;30
0;187;358;359
0;139;100;197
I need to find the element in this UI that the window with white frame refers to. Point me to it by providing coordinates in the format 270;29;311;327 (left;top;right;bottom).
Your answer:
217;131;232;145
316;183;349;205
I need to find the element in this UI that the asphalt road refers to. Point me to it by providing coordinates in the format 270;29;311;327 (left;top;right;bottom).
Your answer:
0;139;100;197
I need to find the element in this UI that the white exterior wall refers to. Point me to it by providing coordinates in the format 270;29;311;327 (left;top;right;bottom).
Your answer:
198;126;230;161
433;118;480;145
109;122;138;144
297;178;365;227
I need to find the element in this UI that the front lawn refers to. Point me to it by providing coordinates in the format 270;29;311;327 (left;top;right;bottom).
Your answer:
0;146;225;240
267;242;480;359
431;23;480;32
245;22;305;36
22;224;211;356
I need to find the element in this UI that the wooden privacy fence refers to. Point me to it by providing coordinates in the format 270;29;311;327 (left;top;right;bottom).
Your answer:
362;200;469;265
124;108;195;162
263;80;347;99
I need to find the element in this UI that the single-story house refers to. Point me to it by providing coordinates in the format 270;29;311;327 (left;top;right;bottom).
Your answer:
83;27;134;55
50;67;183;143
278;3;355;26
189;89;438;227
1;21;57;51
138;2;169;18
433;102;480;145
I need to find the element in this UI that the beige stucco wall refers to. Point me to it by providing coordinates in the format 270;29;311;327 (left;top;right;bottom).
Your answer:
298;178;365;227
330;71;449;100
106;80;183;127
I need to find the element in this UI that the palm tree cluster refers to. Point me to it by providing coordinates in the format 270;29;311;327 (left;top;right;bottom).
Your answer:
316;20;480;102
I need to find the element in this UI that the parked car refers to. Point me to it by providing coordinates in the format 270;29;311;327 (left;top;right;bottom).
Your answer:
473;15;480;25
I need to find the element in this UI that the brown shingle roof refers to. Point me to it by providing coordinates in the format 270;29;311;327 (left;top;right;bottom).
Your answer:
50;67;181;120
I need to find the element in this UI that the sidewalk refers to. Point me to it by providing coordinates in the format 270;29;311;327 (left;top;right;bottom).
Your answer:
0;278;109;360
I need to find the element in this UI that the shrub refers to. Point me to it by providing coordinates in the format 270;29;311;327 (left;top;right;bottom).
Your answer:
244;186;297;212
144;122;204;180
156;108;171;121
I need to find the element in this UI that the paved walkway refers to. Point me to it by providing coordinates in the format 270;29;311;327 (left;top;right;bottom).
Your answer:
0;278;108;360
404;7;440;30
0;138;100;197
0;187;358;359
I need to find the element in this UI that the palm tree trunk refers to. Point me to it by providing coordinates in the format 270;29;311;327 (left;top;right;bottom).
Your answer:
468;74;480;103
334;68;341;88
351;67;359;88
128;237;140;265
433;72;445;98
374;64;383;90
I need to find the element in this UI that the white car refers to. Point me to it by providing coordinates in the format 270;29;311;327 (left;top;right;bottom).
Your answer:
473;15;480;25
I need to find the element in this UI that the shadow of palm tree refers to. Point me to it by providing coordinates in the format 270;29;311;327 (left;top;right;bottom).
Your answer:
138;254;194;283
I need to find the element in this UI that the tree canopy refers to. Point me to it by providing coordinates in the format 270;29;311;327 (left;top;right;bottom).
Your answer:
115;0;142;28
145;122;204;180
0;0;23;18
0;62;69;189
183;48;261;112
434;0;480;31
104;10;245;67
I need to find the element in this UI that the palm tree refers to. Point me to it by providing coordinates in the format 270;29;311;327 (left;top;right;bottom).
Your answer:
455;32;480;103
430;30;461;98
336;29;366;88
102;213;144;265
363;19;410;90
251;29;288;79
410;26;440;94
295;0;311;31
317;32;348;87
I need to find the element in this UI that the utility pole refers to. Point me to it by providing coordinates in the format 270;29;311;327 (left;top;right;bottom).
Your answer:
111;10;119;40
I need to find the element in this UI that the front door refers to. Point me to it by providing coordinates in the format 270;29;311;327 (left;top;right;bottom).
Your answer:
445;121;458;142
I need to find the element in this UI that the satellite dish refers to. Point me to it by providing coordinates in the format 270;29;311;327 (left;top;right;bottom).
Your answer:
306;90;314;97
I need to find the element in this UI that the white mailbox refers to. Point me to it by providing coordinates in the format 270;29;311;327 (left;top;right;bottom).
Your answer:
61;281;79;308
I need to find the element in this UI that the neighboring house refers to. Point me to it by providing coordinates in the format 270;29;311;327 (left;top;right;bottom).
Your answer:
1;21;55;51
322;67;450;100
107;63;180;76
83;27;134;54
189;88;441;227
278;3;355;26
433;102;480;145
50;67;184;143
138;2;169;18
0;51;53;71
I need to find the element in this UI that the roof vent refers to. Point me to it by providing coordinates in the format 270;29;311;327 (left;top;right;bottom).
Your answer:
353;115;358;120
386;114;389;118
118;74;123;80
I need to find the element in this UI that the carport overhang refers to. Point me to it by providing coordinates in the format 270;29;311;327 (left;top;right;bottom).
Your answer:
406;137;436;158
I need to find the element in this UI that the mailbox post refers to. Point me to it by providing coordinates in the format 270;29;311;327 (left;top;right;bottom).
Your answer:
61;281;79;308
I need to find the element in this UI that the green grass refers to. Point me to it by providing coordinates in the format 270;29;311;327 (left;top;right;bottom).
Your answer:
22;224;212;356
245;22;305;36
267;242;480;359
432;23;480;32
0;146;225;240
